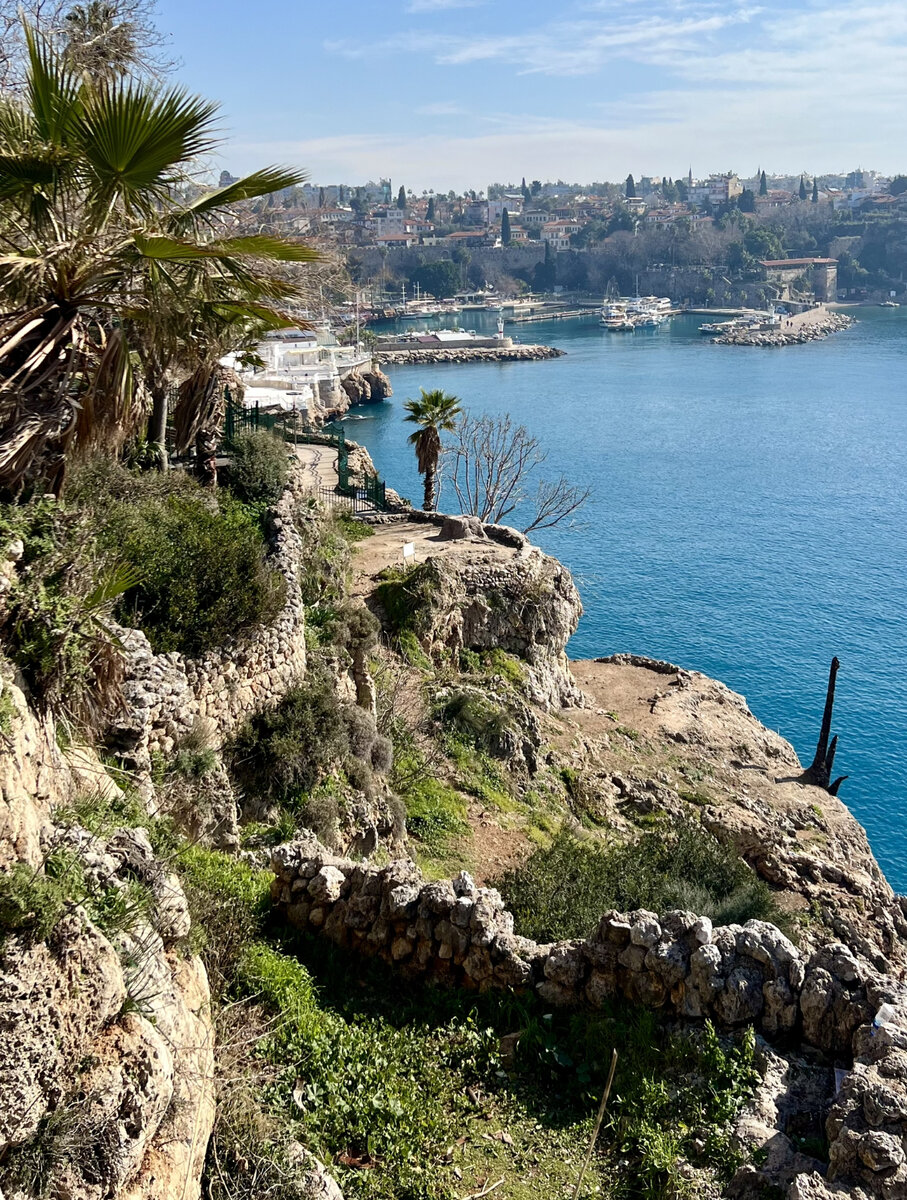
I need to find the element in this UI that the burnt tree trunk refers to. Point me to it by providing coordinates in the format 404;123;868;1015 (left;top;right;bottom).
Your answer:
806;657;848;794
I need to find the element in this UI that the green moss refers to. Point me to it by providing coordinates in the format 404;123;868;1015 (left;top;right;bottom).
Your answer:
678;787;713;806
374;560;442;636
0;687;16;736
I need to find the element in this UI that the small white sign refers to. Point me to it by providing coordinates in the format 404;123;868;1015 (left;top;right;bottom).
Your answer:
402;542;415;562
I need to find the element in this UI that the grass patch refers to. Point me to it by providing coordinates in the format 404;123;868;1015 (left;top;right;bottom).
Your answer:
374;560;441;636
495;818;790;943
394;750;469;855
0;847;152;948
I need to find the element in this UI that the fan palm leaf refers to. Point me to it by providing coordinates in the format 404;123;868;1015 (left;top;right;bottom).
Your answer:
403;388;462;511
0;20;318;492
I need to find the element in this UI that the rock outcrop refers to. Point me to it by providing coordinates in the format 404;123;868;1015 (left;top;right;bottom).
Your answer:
570;656;907;973
0;687;213;1200
361;512;584;708
340;366;392;404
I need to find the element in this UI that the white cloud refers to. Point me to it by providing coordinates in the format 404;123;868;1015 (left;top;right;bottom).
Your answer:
406;0;484;10
328;6;761;76
415;101;469;115
247;0;907;187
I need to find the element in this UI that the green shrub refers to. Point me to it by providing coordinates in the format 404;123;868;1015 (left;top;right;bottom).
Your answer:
496;818;788;943
226;430;290;505
0;500;132;727
374;560;441;636
0;848;153;948
110;491;286;656
171;723;219;779
294;509;353;607
0;862;67;943
229;673;348;805
435;689;510;758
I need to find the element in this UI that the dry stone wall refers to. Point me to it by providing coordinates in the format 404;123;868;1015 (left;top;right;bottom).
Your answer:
271;838;907;1200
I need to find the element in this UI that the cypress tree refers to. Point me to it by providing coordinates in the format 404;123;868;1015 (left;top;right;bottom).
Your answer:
427;196;435;221
521;176;530;204
799;176;808;201
759;170;767;196
397;185;407;210
812;179;819;203
625;173;636;199
501;207;511;245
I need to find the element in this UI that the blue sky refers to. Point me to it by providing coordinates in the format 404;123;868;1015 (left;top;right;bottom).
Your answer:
155;0;907;190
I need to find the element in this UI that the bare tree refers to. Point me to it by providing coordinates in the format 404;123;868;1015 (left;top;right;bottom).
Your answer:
448;413;589;533
0;0;173;90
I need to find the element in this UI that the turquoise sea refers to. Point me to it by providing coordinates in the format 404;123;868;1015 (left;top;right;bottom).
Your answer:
344;308;907;891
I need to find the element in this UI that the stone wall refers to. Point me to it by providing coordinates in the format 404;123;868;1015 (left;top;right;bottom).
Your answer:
271;838;907;1200
110;467;309;776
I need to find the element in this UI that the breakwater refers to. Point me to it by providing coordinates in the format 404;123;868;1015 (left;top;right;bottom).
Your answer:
714;310;853;346
376;344;563;365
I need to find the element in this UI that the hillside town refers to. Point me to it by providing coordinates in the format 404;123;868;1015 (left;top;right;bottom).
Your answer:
225;167;907;309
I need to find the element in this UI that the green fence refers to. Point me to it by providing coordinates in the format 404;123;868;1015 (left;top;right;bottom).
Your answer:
222;391;386;510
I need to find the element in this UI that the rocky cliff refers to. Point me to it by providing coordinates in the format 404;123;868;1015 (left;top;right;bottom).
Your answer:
0;681;214;1200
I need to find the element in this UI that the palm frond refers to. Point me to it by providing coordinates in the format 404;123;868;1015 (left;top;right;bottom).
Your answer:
0;153;57;199
172;166;307;225
75;84;220;212
208;234;321;263
24;24;82;146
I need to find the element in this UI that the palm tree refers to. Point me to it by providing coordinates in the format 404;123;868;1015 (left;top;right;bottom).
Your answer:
403;388;461;512
0;24;317;492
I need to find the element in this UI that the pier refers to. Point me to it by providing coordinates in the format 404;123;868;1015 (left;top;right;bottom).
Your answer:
505;308;599;325
376;344;563;365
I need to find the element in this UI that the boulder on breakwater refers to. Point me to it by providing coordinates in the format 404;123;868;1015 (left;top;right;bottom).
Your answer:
377;344;564;365
714;311;853;346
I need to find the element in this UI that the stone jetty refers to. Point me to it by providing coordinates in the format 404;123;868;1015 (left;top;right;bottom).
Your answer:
714;310;853;347
377;344;563;365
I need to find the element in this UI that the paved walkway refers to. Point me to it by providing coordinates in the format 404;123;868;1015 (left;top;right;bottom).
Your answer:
293;444;339;492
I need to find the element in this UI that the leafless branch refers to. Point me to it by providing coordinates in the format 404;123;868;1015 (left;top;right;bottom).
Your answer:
448;412;589;533
524;475;591;533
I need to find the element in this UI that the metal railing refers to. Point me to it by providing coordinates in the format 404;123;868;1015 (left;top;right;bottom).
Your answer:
222;391;387;511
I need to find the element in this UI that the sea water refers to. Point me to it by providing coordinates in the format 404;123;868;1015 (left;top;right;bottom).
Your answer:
345;309;907;890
